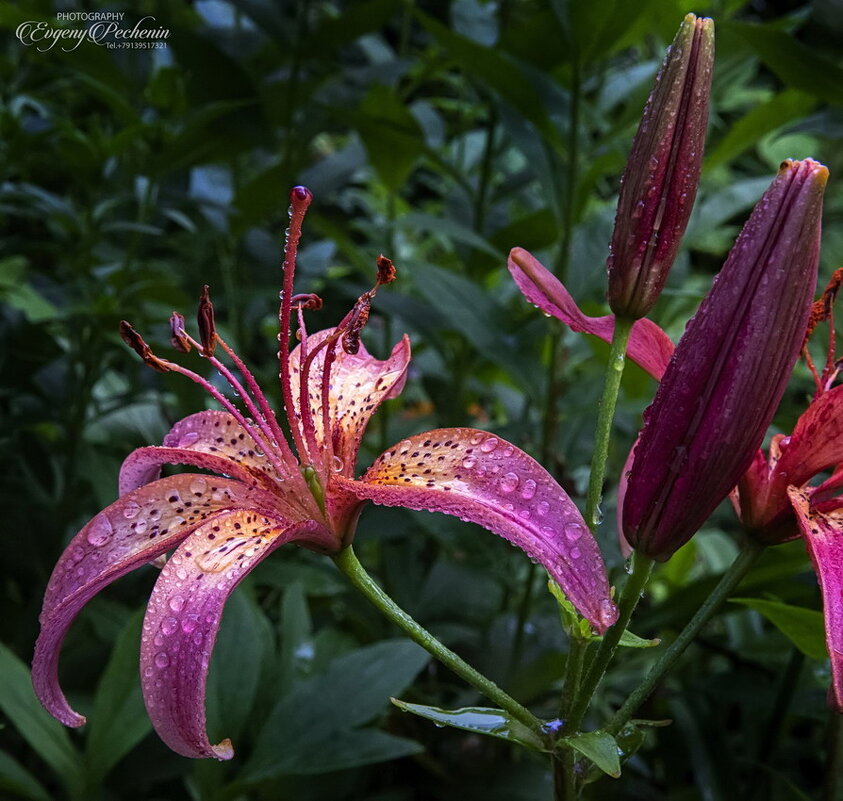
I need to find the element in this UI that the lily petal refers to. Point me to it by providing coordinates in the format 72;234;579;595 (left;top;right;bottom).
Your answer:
335;429;618;632
33;475;280;727
119;411;287;495
508;247;674;380
289;329;411;474
787;486;843;711
140;510;332;759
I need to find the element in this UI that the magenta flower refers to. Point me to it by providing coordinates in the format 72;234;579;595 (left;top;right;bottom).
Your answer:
622;159;827;560
607;13;714;319
734;270;843;710
33;187;617;760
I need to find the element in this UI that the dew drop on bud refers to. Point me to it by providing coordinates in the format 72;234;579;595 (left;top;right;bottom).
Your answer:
154;652;170;669
169;595;186;613
178;431;200;448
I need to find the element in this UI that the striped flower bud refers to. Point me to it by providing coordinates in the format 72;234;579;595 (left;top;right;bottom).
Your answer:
623;159;828;561
607;14;714;320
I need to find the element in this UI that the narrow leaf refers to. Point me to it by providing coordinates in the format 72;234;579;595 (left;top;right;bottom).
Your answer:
731;598;826;660
565;730;621;778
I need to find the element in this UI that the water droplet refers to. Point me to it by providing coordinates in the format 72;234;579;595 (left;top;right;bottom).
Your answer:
599;598;618;628
192;631;204;646
176;567;188;581
570;547;582;559
470;433;484;445
154;652;170;669
122;501;141;519
331;455;344;472
520;509;531;520
480;437;498;453
70;545;85;563
190;477;207;495
537;500;550;516
167;491;182;505
153;633;165;647
500;472;519;493
135;518;148;535
521;479;537;500
502;446;514;457
144;666;154;678
148;508;162;522
178;431;200;448
170;515;186;527
169;595;186;613
75;566;85;577
86;514;113;547
462;456;477;469
398;439;413;454
161;617;178;636
564;523;584;542
779;436;791;449
181;614;199;634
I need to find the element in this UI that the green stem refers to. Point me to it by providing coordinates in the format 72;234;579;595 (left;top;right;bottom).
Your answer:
333;545;543;733
555;636;589;800
606;540;765;736
584;316;634;531
567;551;654;733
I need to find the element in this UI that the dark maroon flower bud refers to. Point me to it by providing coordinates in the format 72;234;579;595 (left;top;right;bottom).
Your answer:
607;14;714;320
197;285;216;357
120;321;170;373
623;159;828;561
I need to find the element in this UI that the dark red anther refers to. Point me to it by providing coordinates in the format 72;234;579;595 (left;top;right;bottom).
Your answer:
804;267;843;346
342;294;372;355
169;312;192;353
376;255;397;286
197;285;216;357
290;185;313;207
291;293;323;311
119;321;169;372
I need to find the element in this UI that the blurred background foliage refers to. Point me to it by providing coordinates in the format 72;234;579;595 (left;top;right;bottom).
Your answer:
1;0;842;798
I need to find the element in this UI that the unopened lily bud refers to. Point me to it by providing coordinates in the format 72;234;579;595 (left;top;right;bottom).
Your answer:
197;285;216;357
607;14;714;319
623;159;828;560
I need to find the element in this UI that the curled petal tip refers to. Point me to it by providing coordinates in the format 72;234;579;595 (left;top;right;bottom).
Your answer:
212;738;234;761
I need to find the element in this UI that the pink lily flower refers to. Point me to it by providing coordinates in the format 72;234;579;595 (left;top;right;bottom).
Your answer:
33;187;618;761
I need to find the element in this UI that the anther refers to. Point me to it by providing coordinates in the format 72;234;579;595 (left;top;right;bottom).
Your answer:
119;321;170;372
291;293;323;311
342;293;372;355
376;255;397;286
169;312;192;353
197;285;216;357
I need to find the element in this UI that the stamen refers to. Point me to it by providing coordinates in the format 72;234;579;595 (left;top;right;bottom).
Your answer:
279;186;313;464
197;285;216;357
120;321;170;373
169;313;192;353
342;294;372;355
291;293;323;311
376;255;397;286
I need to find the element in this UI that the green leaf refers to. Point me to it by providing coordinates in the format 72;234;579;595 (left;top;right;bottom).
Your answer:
278;728;423;775
0;643;83;794
277;581;314;692
565;730;621;778
390;700;545;751
355;85;424;191
244;639;429;781
724;21;843;107
85;611;150;783
0;749;52;801
706;89;818;169
731;598;826;660
617;630;661;649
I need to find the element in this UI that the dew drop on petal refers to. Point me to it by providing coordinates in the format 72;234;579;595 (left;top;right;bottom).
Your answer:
564;523;584;542
161;617;178;636
502;446;514;458
500;472;519;493
135;519;148;535
520;479;537;500
190;477;208;496
144;666;154;678
169;595;186;613
570;547;582;560
167;491;182;506
331;455;344;472
399;439;413;454
71;545;85;563
470;433;484;445
122;501;141;520
462;456;477;469
520;509;531;520
176;567;188;581
153;634;165;647
480;437;498;453
178;431;201;448
148;508;162;522
181;614;199;634
154;652;170;669
193;632;204;646
86;514;113;547
599;598;618;628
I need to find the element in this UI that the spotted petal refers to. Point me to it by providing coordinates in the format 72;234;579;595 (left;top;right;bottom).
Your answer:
289;329;411;474
787;487;843;711
119;411;289;495
508;247;674;380
335;429;618;632
33;475;282;727
140;511;331;758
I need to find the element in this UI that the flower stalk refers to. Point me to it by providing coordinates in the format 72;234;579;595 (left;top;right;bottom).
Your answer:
333;545;543;734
